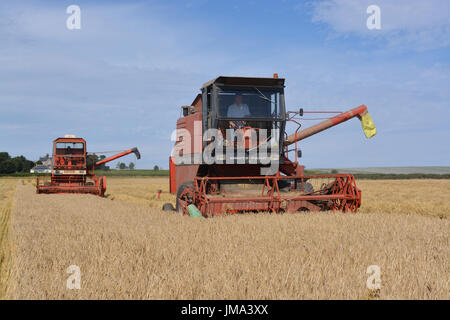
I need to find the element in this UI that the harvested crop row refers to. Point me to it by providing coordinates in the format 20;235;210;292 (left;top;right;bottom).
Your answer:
0;179;17;298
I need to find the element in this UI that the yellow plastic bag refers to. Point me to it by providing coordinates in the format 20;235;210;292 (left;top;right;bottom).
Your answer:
360;112;377;138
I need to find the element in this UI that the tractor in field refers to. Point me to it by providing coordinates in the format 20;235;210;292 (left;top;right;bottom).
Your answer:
36;135;140;196
167;75;376;216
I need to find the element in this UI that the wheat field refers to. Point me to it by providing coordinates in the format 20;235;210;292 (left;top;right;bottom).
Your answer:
0;179;16;298
0;177;449;299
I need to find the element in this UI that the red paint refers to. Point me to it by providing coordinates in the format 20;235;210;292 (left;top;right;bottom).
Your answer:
169;77;370;216
36;137;139;197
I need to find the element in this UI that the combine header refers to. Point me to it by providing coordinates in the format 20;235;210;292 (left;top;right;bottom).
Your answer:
36;136;140;196
168;75;376;216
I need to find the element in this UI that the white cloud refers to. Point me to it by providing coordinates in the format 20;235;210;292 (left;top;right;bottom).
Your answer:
311;0;450;50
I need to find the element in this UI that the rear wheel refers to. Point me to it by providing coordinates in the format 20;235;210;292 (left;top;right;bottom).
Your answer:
162;203;175;211
296;181;314;193
176;182;195;216
278;180;291;193
304;182;314;193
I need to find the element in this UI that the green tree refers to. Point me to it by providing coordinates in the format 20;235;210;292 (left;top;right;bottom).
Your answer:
11;156;25;172
129;162;135;170
0;159;16;174
0;153;34;173
153;165;159;171
0;152;10;163
119;162;127;170
94;155;109;170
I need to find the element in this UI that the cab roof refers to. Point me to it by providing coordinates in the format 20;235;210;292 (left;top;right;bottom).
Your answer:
53;137;86;143
201;76;285;89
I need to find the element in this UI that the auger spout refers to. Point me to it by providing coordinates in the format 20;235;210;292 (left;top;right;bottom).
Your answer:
284;105;376;146
95;147;141;167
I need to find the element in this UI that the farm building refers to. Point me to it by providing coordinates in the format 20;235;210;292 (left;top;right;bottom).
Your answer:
38;154;51;167
30;165;51;174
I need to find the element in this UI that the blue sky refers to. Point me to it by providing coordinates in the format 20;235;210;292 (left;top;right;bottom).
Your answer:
0;0;449;169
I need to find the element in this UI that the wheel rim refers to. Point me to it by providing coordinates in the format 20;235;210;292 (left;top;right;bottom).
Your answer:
178;187;195;216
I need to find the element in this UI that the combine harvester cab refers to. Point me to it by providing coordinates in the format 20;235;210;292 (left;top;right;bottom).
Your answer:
168;75;377;217
36;135;140;197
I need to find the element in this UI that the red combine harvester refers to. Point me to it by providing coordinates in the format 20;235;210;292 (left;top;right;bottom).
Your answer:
36;136;140;196
168;75;376;216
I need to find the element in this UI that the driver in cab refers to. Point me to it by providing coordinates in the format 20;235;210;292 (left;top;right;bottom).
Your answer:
227;94;250;128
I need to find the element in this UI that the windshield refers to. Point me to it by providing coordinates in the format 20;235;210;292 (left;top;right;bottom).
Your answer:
217;88;283;119
56;142;84;150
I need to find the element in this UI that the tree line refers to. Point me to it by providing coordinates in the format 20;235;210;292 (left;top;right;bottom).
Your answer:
114;162;160;171
0;152;34;174
115;162;143;170
0;151;161;174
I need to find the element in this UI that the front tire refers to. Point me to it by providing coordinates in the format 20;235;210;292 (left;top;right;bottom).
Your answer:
176;182;195;215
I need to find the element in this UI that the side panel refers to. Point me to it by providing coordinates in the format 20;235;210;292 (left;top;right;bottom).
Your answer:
175;113;203;159
169;156;176;193
171;95;203;193
175;164;200;193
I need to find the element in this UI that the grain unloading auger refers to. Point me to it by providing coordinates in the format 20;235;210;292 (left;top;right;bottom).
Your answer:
167;75;376;216
36;136;140;196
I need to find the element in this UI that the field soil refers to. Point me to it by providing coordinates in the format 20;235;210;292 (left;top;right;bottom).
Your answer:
1;178;448;299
